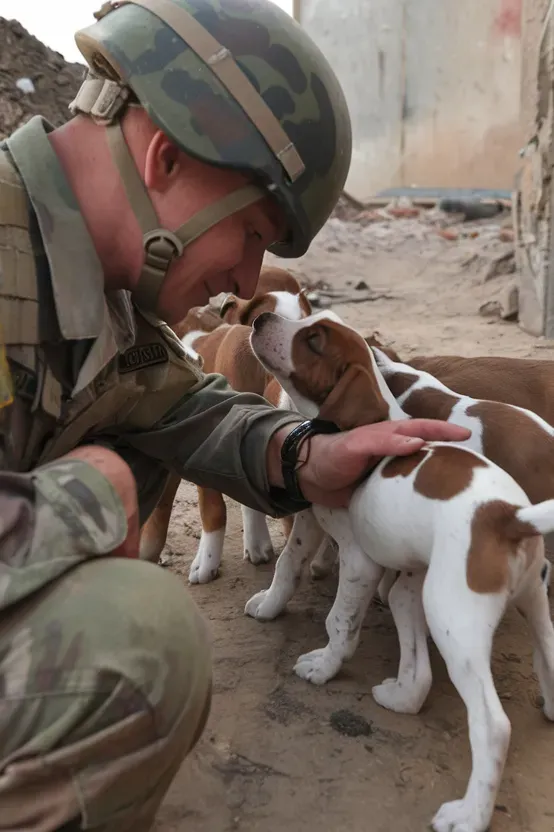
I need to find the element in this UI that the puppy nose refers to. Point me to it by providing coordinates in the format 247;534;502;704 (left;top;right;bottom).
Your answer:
252;312;272;331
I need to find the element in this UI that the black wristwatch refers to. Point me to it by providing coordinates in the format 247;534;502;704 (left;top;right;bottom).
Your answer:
281;419;341;503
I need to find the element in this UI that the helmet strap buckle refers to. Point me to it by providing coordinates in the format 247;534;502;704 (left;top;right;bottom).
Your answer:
143;228;185;273
69;72;131;124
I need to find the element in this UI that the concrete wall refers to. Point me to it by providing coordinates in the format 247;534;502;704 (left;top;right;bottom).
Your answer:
297;0;523;202
514;0;553;336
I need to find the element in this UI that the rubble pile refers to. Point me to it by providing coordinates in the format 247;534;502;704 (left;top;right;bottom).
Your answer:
0;18;84;139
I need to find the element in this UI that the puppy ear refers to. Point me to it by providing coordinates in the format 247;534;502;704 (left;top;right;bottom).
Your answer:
318;364;390;430
219;294;237;319
365;334;401;362
221;294;252;323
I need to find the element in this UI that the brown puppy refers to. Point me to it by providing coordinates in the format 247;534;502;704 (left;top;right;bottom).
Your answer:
220;267;311;326
174;266;309;339
140;269;313;575
139;325;285;580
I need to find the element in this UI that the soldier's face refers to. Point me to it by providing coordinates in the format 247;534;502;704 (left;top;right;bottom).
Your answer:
156;197;284;324
147;150;285;324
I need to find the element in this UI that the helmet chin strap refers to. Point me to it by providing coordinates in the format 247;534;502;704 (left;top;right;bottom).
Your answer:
104;121;265;314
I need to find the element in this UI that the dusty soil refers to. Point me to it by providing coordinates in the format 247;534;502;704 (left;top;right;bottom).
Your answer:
154;207;554;832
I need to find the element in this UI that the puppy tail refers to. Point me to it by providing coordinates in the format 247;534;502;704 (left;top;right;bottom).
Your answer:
514;499;554;537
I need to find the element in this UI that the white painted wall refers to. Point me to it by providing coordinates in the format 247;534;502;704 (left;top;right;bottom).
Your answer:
297;0;523;201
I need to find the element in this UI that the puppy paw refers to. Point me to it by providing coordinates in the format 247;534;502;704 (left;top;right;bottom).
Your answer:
188;532;223;584
431;798;490;832
293;647;341;685
244;589;284;620
243;540;274;565
372;678;425;715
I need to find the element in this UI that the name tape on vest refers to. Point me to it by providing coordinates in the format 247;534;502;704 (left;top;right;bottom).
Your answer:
118;342;169;374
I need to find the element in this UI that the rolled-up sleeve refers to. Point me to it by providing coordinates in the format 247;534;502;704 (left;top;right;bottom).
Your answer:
120;372;305;517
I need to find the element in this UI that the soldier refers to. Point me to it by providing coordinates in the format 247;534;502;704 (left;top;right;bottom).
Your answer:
0;1;470;830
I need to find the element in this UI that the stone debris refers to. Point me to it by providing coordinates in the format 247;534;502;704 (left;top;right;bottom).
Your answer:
0;18;84;139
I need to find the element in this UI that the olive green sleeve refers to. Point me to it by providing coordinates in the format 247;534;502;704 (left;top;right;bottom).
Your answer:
121;372;305;517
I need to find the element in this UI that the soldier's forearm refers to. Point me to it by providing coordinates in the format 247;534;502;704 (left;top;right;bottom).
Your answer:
123;372;306;516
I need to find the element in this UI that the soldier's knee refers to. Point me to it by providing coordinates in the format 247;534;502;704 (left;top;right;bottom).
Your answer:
0;558;212;828
2;556;212;770
79;557;213;736
64;445;139;519
78;560;213;822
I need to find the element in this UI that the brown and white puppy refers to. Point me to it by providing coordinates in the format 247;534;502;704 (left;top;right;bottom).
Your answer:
139;325;279;578
171;266;310;342
246;309;554;832
409;355;554;422
139;322;335;583
175;303;224;337
366;333;554;425
139;270;317;579
372;348;554;508
363;334;554;601
217;268;310;327
255;265;309;296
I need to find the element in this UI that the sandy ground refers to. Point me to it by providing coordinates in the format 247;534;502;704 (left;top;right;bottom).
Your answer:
153;208;554;832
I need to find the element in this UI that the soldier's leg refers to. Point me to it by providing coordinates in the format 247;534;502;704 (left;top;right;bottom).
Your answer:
0;557;212;832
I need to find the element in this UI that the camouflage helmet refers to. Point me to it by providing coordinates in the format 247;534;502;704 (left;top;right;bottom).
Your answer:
70;0;352;313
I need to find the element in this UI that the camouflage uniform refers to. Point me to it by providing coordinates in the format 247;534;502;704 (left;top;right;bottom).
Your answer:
0;1;352;829
0;115;306;831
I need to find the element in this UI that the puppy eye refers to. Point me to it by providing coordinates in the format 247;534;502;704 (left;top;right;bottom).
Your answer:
306;331;324;355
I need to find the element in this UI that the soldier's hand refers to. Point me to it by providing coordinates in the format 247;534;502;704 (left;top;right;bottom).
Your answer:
270;419;471;508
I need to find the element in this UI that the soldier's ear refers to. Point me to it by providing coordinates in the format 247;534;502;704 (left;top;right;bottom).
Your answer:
144;130;182;192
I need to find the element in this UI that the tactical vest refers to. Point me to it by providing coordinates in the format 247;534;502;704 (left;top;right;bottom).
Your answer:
0;148;204;473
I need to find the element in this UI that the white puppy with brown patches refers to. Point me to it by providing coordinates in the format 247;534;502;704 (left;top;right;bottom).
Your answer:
247;309;554;832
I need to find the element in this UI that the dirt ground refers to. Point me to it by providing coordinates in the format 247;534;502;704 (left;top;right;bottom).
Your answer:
154;207;554;832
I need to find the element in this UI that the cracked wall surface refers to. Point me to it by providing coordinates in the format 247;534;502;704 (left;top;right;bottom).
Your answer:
297;0;523;203
516;0;554;335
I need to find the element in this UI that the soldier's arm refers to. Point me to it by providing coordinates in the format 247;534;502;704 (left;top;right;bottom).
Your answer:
119;372;304;516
